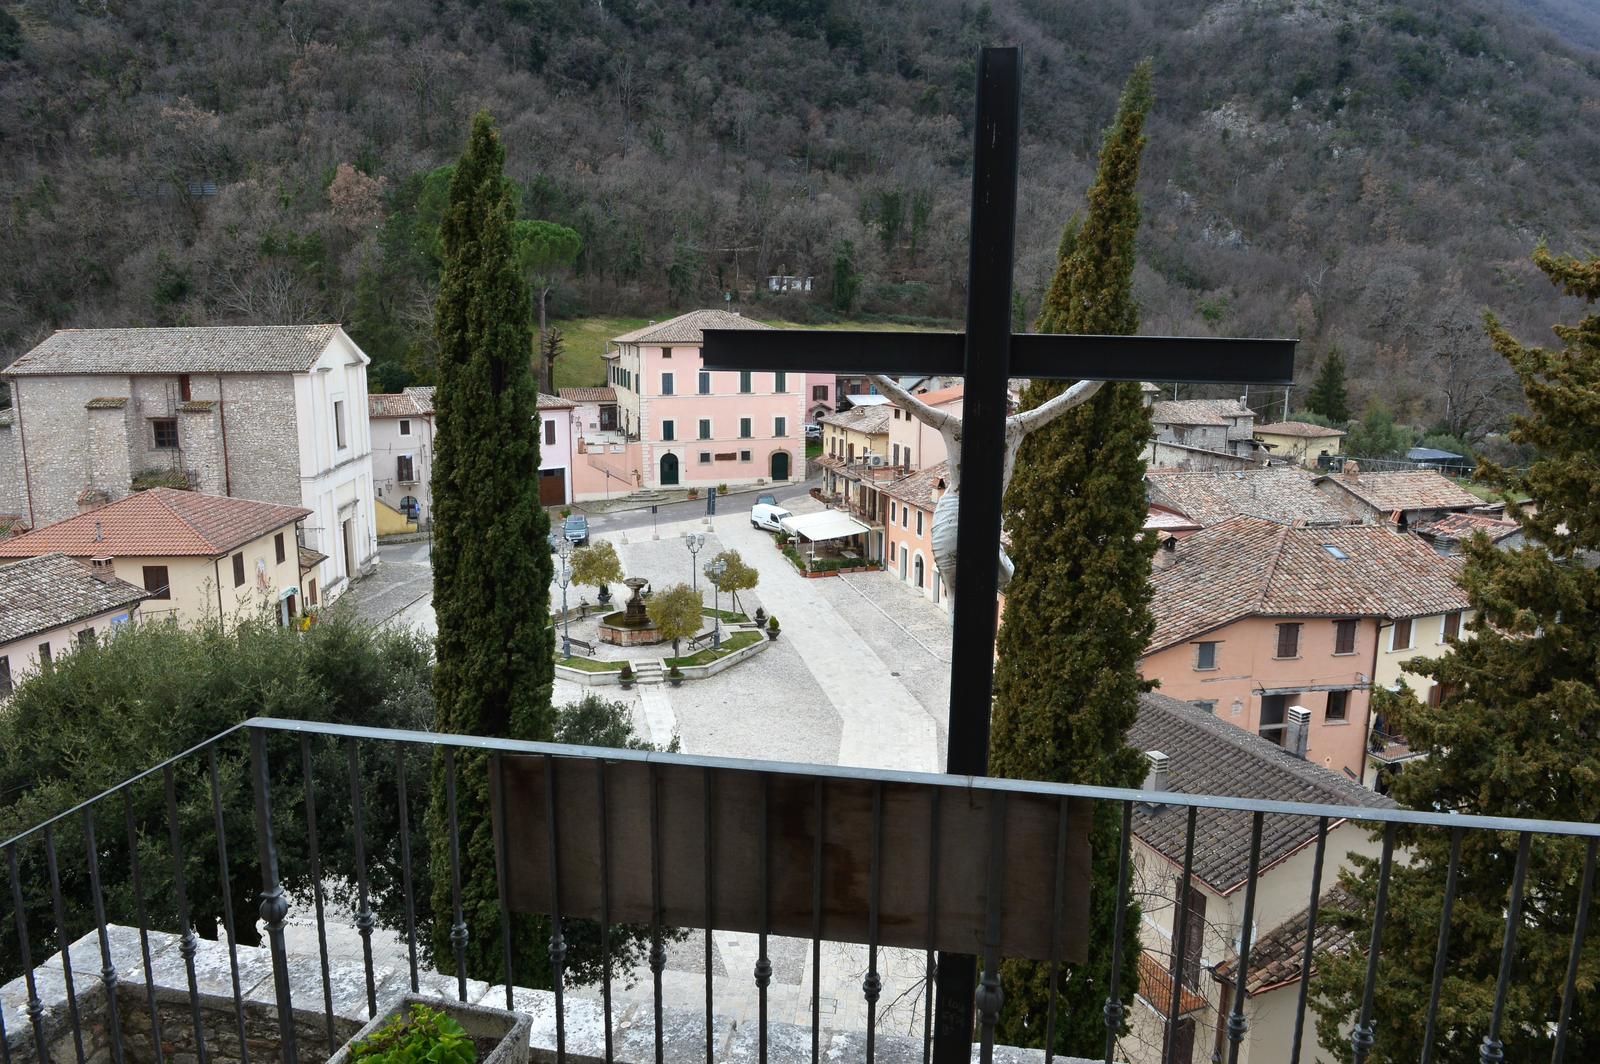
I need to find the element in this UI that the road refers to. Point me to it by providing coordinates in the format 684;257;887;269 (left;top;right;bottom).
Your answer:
574;476;821;537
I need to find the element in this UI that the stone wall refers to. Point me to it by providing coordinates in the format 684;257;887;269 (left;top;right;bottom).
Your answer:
216;374;301;508
0;413;25;520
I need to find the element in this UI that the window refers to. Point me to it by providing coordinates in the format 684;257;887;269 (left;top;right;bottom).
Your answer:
699;371;711;395
661;372;674;395
275;533;286;565
1442;611;1462;641
399;418;412;437
740;418;752;439
699;452;713;464
78;628;95;648
397;454;415;482
0;656;9;698
308;579;318;606
775;371;787;392
662;347;673;358
1195;642;1218;670
889;501;896;522
1259;694;1289;745
142;565;171;600
1392;617;1413;651
901;505;909;529
152;418;179;449
699;419;712;440
914;555;924;588
774;417;787;437
662;420;676;442
889;542;896;562
334;400;348;449
915;511;924;536
1334;619;1358;655
38;643;50;667
1276;623;1301;659
544;420;556;445
813;385;828;400
740;371;752;394
233;552;246;587
178;374;192;402
1326;690;1349;722
893;444;901;466
740;450;752;462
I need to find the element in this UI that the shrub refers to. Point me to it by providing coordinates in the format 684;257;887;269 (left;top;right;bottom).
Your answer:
352;1003;475;1064
131;468;194;492
767;614;780;632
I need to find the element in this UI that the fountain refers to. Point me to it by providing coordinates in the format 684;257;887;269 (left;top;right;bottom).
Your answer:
599;577;665;646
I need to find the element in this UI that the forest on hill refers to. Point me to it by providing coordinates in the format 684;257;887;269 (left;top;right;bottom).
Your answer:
1;0;1598;440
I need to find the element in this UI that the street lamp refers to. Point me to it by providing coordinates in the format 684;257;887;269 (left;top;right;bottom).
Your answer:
556;540;574;659
684;532;706;592
704;557;728;649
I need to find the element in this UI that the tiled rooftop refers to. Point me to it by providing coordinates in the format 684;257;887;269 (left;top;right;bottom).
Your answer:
880;461;950;510
84;396;128;410
0;552;148;646
1147;515;1470;652
369;393;423;418
1135;949;1208;1018
1316;469;1482;513
403;385;436;414
6;325;342;376
1410;511;1521;544
820;405;893;434
1255;420;1347;438
0;489;311;559
1214;886;1359;995
1145;468;1352;526
537;393;575;409
558;386;617;403
1149;398;1255;426
610;310;772;346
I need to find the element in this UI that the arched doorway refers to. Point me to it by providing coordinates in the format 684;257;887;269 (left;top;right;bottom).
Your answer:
770;449;791;481
659;452;680;486
914;554;925;589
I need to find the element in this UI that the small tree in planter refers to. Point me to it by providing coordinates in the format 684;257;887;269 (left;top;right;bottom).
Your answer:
767;614;780;640
618;662;635;689
571;541;622;605
647;582;703;660
333;997;530;1064
709;549;758;614
667;664;684;687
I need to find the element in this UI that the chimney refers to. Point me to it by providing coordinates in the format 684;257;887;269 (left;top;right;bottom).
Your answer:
1342;459;1360;479
1285;706;1312;759
1143;750;1171;794
89;556;115;582
94;520;104;542
1152;535;1181;569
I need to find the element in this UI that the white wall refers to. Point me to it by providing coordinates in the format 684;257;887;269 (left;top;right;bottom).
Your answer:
294;328;377;598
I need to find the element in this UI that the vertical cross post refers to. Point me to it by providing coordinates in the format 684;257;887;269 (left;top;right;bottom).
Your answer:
933;45;1022;1064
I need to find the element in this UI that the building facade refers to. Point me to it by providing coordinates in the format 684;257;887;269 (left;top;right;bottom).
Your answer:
882;462;949;609
1149;398;1259;459
369;387;436;527
1313;467;1483;528
0;552;148;699
885;387;961;472
0;325;377;600
1252;421;1346;468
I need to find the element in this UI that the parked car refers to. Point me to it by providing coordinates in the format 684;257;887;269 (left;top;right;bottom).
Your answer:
751;503;793;533
563;514;590;546
804;422;823;440
756;493;778;507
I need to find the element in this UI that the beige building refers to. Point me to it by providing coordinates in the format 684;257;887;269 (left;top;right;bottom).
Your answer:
1253;421;1346;468
0;488;315;629
0;552;148;699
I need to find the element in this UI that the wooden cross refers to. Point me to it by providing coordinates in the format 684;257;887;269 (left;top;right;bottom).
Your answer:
702;46;1295;1061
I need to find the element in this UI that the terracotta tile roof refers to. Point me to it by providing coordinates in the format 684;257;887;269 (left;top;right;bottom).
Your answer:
6;325;342;376
1256;421;1347;439
369;393;422;418
1150;398;1255;426
820;405;892;434
0;553;148;646
1145;505;1203;533
610;310;773;345
1136;950;1208;1018
1411;511;1521;545
403;385;436;415
0;489;310;559
85;396;128;410
558;387;617;403
881;461;950;510
1316;470;1481;513
1130;694;1393;892
912;385;964;406
1145;468;1351;526
1147;516;1470;652
537;393;575;409
297;545;328;571
1214;885;1359;995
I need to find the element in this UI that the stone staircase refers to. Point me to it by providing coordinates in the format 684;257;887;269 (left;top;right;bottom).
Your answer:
632;659;665;684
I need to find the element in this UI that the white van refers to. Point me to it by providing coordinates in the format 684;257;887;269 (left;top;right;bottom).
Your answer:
751;503;793;533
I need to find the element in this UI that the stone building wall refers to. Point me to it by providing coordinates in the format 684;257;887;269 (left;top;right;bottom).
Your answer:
0;413;25;520
6;376;133;526
216;374;301;508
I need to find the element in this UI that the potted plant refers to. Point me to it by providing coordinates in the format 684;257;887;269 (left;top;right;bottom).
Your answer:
619;662;635;690
687;487;700;500
717;483;729;495
767;615;780;640
668;664;684;687
330;996;531;1064
753;607;767;627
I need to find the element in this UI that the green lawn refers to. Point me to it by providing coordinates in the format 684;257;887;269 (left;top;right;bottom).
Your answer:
701;607;749;623
555;654;625;673
666;630;763;668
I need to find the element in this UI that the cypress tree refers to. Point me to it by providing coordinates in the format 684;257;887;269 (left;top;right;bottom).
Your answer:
990;62;1156;1056
426;112;556;985
1306;349;1351;422
1312;247;1600;1062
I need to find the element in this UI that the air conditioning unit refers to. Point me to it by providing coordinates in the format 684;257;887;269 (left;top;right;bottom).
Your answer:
865;454;886;468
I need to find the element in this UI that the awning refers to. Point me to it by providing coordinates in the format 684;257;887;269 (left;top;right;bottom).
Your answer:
780;511;872;543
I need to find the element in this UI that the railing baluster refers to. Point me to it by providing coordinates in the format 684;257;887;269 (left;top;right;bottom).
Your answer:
82;809;125;1064
445;748;469;1002
164;765;209;1064
1479;832;1532;1063
864;782;885;1064
123;789;164;1064
976;792;1008;1064
1161;806;1199;1064
1351;822;1397;1064
1043;797;1068;1064
393;742;420;993
756;774;772;1064
1225;812;1265;1064
345;739;378;1018
1420;827;1463;1064
595;760;614;1064
8;843;48;1063
922;787;940;1064
1552;836;1597;1064
545;754;568;1063
1103;802;1132;1064
204;749;250;1064
249;730;298;1064
44;824;87;1064
299;735;337;1048
704;767;717;1064
1288;816;1328;1064
649;762;666;1064
814;779;827;1064
494;755;516;1011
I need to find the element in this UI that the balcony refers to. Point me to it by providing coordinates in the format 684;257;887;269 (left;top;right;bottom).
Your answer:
1;718;1595;1064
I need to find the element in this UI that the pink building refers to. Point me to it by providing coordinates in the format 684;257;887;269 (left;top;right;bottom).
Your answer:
805;374;835;423
882;461;950;610
886;385;962;472
535;393;577;506
603;310;805;491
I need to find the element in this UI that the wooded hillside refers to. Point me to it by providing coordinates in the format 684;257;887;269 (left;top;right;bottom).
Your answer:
1;0;1596;436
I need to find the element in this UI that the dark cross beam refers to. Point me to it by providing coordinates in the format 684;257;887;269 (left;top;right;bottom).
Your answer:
703;46;1295;1063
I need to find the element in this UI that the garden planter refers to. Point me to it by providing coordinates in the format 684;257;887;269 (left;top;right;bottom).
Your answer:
767;629;779;641
328;994;531;1064
598;586;612;605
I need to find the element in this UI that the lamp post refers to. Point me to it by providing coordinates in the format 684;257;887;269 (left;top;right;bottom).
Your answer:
704;557;727;650
556;540;574;659
684;532;706;592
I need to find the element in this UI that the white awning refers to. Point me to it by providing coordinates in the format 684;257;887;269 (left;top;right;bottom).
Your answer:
780;511;872;543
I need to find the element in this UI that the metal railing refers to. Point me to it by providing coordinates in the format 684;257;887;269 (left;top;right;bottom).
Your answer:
2;718;1598;1064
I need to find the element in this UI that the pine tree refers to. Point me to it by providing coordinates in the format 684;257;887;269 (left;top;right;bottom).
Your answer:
1306;349;1351;422
426;112;556;986
1312;247;1600;1062
990;61;1156;1057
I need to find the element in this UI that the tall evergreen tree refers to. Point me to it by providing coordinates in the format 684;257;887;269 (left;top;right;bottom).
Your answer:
1306;349;1351;421
990;62;1156;1057
425;112;556;985
1312;247;1600;1061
